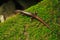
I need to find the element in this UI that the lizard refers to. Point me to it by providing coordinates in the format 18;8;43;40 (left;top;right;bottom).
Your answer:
15;10;50;29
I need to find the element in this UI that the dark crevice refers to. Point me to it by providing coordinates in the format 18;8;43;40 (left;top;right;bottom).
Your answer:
12;0;24;10
12;0;43;10
0;0;43;10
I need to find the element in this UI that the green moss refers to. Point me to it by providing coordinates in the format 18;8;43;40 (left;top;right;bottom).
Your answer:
0;0;60;40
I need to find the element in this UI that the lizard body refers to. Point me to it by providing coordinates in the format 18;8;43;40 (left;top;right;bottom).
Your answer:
15;10;49;28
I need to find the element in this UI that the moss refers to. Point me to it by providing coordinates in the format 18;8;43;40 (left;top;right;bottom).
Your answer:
0;0;60;40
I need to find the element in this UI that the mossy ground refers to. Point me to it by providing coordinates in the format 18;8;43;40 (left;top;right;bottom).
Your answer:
0;0;60;40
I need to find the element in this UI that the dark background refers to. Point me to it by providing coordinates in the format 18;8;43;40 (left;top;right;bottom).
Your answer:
0;0;42;10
